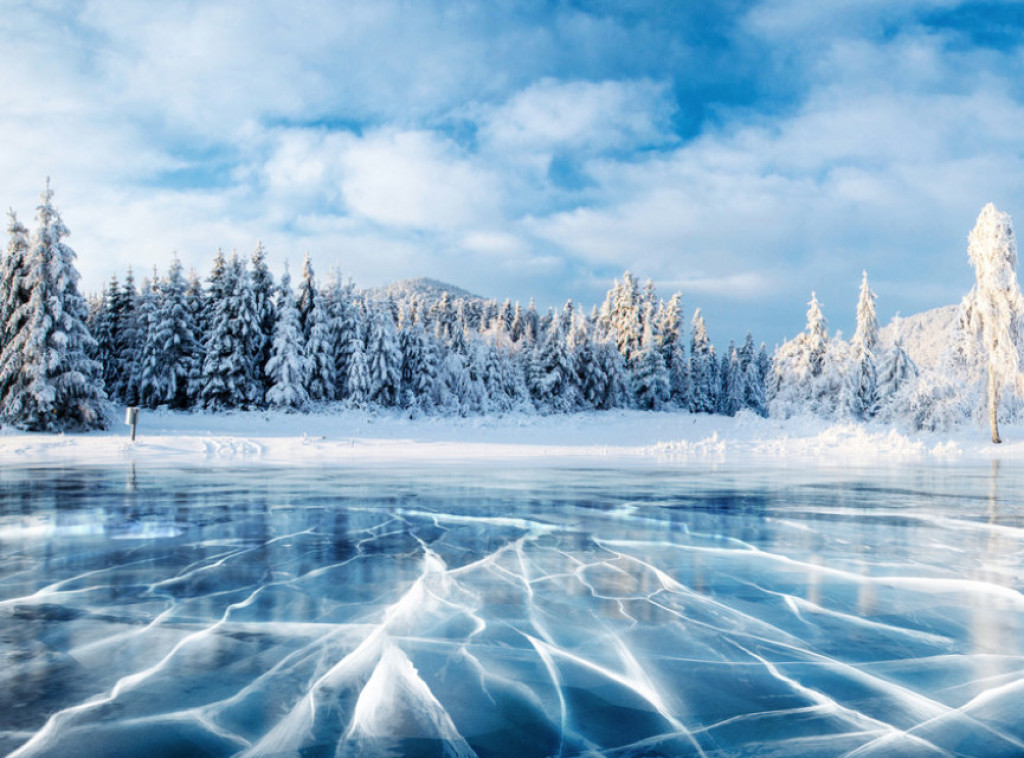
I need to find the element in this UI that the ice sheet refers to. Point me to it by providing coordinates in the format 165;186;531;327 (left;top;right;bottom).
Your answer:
1;462;1023;757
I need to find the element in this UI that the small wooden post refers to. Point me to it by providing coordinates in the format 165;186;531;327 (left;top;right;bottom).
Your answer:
125;406;139;442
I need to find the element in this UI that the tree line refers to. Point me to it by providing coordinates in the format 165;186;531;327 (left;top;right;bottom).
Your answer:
4;184;1015;438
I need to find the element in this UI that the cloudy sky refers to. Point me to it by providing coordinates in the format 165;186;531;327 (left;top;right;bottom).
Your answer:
3;0;1023;343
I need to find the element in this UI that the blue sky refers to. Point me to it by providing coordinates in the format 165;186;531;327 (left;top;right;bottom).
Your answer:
3;0;1024;344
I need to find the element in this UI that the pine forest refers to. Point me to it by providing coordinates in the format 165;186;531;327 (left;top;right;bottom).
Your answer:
2;184;1021;439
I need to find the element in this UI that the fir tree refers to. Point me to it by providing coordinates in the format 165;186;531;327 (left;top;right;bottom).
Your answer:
304;287;335;403
841;271;880;420
185;269;206;403
0;182;106;430
200;253;262;410
877;315;918;416
0;211;31;405
658;292;688;406
399;316;437;410
688;309;715;413
250;242;277;398
365;302;401;406
633;304;670;410
148;255;199;409
266;269;311;410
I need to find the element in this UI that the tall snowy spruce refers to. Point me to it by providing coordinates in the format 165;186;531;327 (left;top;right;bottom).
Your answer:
0;211;31;406
842;271;880;420
200;253;263;410
769;293;829;418
688;309;715;413
633;303;670;410
0;182;106;430
965;203;1024;443
137;256;199;408
265;269;311;410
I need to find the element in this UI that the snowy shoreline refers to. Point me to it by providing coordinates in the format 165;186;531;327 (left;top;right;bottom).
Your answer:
0;408;1019;469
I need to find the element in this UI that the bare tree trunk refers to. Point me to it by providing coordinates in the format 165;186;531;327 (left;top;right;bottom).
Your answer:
990;365;1002;444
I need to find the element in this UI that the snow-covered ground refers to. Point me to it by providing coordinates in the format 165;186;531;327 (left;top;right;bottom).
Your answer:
0;407;1019;468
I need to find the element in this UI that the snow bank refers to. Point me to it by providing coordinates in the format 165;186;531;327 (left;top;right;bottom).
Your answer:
0;407;1022;469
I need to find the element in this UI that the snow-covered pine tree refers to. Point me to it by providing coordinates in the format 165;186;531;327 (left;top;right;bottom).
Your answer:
719;342;743;417
149;255;200;409
509;301;525;343
738;333;766;416
633;302;670;410
532;308;576;412
463;336;490;414
136;256;197;407
876;315;918;421
609;272;643;365
304;287;335;403
134;272;164;407
768;293;830;418
250;242;277;399
344;331;371;408
398;314;437;411
523;299;540;346
111;269;141;405
965;203;1024;443
326;275;358;401
265;268;310;410
0;211;31;405
657;292;687;406
842;271;880;420
688;309;715;413
0;182;106;430
200;253;262;410
296;253;318;337
364;302;402;407
185;269;206;403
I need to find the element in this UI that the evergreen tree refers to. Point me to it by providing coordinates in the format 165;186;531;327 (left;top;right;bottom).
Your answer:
688;309;716;413
200;253;262;410
658;292;688;406
364;302;402;406
296;253;318;337
304;288;335;402
185;269;206;403
843;271;880;420
633;304;670;410
768;293;831;418
111;269;141;405
0;182;106;430
877;315;918;416
532;309;576;412
137;257;199;408
719;342;743;417
399;316;437;410
250;242;277;398
608;272;642;364
343;330;371;407
0;211;32;405
266;269;311;410
327;276;360;401
134;272;163;407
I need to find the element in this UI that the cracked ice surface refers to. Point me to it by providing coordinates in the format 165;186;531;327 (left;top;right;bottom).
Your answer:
1;463;1023;757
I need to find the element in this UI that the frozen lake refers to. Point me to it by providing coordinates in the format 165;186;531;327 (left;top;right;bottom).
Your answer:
1;462;1023;757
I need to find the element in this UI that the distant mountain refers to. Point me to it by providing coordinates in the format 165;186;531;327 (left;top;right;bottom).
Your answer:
366;277;487;308
879;304;958;370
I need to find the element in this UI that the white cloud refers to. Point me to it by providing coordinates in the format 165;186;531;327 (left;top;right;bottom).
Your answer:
478;78;675;155
337;129;503;231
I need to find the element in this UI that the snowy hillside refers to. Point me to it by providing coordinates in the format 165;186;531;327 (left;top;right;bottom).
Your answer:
367;277;486;308
880;304;958;370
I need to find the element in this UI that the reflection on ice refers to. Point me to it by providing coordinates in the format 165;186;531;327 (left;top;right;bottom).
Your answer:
1;462;1023;757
